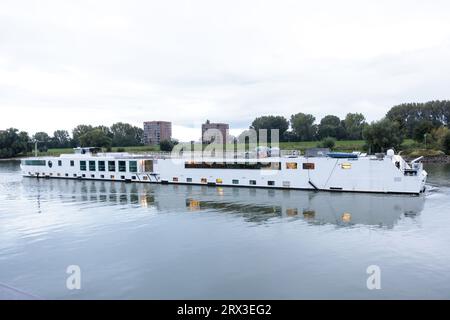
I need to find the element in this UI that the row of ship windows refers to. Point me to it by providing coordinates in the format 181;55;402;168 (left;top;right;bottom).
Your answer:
29;172;138;180
184;162;316;170
171;177;288;187
23;159;139;172
78;160;138;173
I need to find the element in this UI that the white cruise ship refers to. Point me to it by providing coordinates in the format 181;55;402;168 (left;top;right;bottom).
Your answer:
20;147;427;195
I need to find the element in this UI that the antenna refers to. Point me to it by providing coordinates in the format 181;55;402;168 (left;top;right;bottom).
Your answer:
28;140;42;157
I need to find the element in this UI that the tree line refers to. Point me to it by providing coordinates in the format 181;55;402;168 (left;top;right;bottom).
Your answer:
244;112;367;143
240;100;450;153
1;100;449;158
0;122;144;158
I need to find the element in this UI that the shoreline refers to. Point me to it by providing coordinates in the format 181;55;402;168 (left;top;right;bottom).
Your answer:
404;155;450;164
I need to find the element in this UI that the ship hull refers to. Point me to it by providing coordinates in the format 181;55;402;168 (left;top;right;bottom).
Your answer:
20;154;427;195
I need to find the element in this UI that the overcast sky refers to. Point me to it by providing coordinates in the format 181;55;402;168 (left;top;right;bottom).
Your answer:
1;0;450;141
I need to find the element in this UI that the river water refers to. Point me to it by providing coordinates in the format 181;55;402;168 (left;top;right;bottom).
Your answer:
0;160;449;299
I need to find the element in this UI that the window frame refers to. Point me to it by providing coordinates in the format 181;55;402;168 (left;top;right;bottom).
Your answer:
118;161;126;172
286;162;298;169
129;161;138;173
108;161;116;172
303;163;315;170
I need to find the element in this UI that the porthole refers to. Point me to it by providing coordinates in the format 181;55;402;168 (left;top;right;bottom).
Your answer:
48;160;53;168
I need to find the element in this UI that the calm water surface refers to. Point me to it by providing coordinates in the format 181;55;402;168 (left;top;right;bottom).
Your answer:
1;160;450;299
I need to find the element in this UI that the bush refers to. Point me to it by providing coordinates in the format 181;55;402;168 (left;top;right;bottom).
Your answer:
160;139;176;152
116;147;125;152
443;131;450;155
318;137;336;149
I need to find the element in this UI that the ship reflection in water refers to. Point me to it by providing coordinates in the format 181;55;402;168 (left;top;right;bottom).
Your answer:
25;178;425;228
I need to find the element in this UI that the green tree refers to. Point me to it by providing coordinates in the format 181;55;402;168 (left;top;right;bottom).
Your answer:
319;137;336;149
0;128;30;158
51;130;71;148
386;101;450;138
250;116;289;142
110;122;144;147
290;113;317;141
318;115;345;140
363;118;404;153
79;129;112;148
343;113;367;140
72;125;94;147
413;120;434;143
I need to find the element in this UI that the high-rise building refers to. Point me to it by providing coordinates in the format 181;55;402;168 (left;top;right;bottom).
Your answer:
143;121;172;145
201;120;229;144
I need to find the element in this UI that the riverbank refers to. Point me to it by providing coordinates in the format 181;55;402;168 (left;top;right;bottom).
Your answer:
404;155;450;164
1;139;448;163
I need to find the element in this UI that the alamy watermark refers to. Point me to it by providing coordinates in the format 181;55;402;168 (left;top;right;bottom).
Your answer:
66;265;81;290
366;265;381;290
170;128;281;163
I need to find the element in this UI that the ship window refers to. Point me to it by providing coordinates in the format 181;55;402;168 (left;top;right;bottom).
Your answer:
100;175;105;179
142;176;148;181
89;161;96;171
216;178;223;184
91;174;95;178
262;162;280;170
186;178;192;182
132;176;136;180
249;180;257;185
98;161;105;171
23;160;46;166
73;174;77;177
80;161;86;171
108;161;115;171
143;160;153;172
303;163;315;170
65;173;69;177
57;173;60;177
49;173;53;176
173;177;179;182
82;174;86;178
201;178;207;183
286;162;298;169
70;160;74;167
268;181;275;186
121;175;125;180
58;160;62;166
129;161;137;173
232;179;239;184
48;161;53;168
341;163;352;169
110;175;115;179
118;161;126;172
